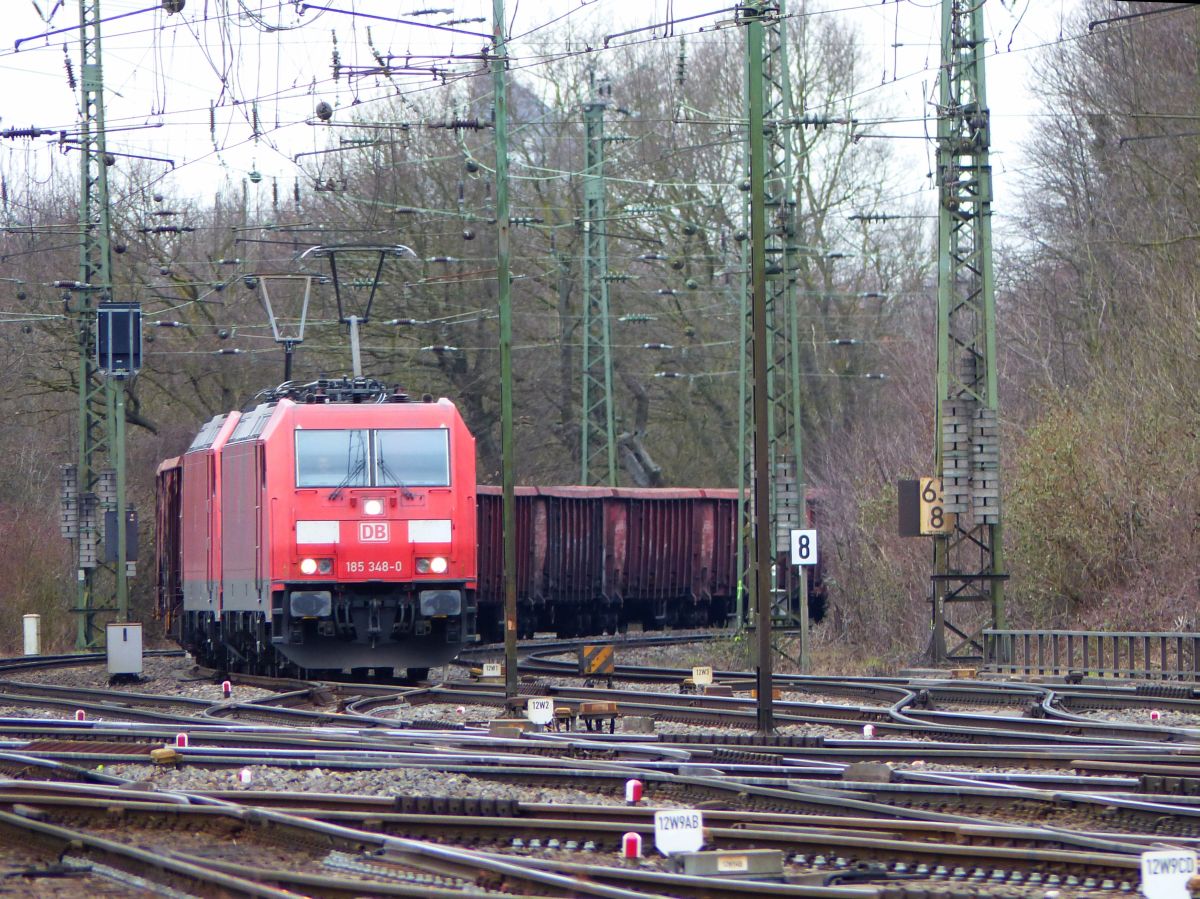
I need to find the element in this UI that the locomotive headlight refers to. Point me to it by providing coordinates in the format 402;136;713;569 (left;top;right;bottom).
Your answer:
317;558;333;574
416;558;431;574
430;556;448;574
299;558;318;575
363;498;384;516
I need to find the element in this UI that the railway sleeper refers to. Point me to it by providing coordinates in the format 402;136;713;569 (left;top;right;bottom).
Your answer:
665;732;826;748
1140;774;1200;796
391;796;521;818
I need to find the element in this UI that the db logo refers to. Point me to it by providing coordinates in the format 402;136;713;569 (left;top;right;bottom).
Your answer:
358;522;390;542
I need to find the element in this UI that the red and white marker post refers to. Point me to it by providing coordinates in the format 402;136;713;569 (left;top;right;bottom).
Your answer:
622;832;642;859
624;779;643;805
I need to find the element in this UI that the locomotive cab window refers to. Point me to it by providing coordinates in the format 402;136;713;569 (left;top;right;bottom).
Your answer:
376;429;450;487
296;430;370;488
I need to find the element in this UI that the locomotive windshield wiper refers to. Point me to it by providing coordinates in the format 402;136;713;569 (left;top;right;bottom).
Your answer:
377;457;416;500
328;457;367;500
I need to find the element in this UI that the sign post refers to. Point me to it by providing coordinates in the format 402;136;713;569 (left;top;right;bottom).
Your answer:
790;529;818;567
1141;849;1197;899
525;697;554;726
653;809;704;856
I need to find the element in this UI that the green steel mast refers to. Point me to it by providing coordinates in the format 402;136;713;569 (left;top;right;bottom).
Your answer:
64;0;124;648
932;0;1005;662
579;75;617;486
493;0;519;701
737;0;808;667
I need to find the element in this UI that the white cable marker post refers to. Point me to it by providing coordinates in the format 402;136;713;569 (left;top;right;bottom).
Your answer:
526;697;554;726
692;666;713;686
22;615;39;656
1141;849;1197;899
654;809;704;856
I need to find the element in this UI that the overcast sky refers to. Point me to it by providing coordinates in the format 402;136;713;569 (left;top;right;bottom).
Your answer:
0;1;1076;244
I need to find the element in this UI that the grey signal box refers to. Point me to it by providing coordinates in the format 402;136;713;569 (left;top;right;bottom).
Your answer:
97;302;142;376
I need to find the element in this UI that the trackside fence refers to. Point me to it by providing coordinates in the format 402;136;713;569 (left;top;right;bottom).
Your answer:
983;629;1200;680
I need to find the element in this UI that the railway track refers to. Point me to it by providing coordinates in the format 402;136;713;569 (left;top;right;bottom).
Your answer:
0;645;1198;895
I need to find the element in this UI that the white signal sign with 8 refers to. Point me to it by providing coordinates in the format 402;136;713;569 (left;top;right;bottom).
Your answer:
790;529;818;566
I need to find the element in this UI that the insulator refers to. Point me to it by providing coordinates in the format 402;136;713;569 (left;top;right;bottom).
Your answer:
162;0;185;13
242;276;258;289
829;338;861;346
248;169;262;184
639;253;667;261
675;37;686;86
669;258;684;270
642;343;673;350
655;371;683;378
252;104;260;138
272;177;278;209
63;47;76;90
16;290;26;301
154;320;184;328
465;158;479;174
209;102;216;140
462;229;475;240
684;279;698;290
294;178;301;205
104;153;116;166
114;244;127;254
316;101;333;121
215;348;243;355
733;230;747;242
682;223;697;236
656;289;676;296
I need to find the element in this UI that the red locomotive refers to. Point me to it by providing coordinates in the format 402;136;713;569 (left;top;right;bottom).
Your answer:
156;378;477;678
